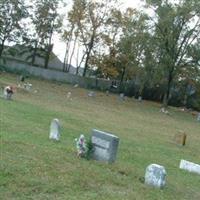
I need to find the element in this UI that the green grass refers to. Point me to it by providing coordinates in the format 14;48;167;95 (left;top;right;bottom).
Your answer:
1;72;200;200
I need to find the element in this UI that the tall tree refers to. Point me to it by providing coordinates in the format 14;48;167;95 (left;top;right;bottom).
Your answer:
0;0;27;58
145;0;200;107
68;0;118;77
31;0;62;68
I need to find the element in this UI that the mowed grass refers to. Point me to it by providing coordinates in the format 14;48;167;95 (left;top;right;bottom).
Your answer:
0;72;200;200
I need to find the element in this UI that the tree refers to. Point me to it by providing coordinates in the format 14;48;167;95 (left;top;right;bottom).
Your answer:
0;0;28;58
30;0;62;68
67;0;118;77
145;0;200;107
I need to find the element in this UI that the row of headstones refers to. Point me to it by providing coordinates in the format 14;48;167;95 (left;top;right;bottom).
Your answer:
49;118;200;189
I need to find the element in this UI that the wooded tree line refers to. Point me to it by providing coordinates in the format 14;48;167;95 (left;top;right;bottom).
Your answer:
0;0;200;107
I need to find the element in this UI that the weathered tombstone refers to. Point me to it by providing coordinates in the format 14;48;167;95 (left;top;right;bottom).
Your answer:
88;91;95;97
24;83;32;91
106;90;109;96
197;113;200;122
145;164;167;188
179;160;200;175
91;129;119;163
138;96;142;102
3;86;14;100
174;132;187;146
74;84;79;88
20;75;25;82
49;119;60;141
67;92;72;99
119;93;125;101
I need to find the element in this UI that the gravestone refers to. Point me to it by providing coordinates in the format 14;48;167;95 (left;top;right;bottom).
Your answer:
138;96;142;102
145;164;167;188
24;83;32;91
119;93;125;101
91;129;119;163
197;113;200;122
179;160;200;175
49;119;60;141
174;132;187;146
67;92;72;100
88;91;95;97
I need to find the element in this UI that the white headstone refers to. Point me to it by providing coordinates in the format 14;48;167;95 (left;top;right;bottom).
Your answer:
24;83;32;91
145;164;167;188
138;96;142;102
88;91;95;97
119;93;125;101
67;92;72;99
179;159;200;175
49;119;60;141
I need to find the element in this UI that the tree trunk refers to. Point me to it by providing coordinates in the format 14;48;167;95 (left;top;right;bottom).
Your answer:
44;44;53;69
162;69;173;107
68;36;77;72
63;43;68;71
83;34;95;77
31;41;38;66
0;39;5;58
120;67;126;86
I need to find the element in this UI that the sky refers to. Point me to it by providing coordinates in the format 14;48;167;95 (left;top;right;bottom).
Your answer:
52;0;145;65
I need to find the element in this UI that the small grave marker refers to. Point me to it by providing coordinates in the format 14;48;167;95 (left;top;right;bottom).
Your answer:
88;91;95;97
49;119;60;141
145;164;167;188
119;93;125;101
179;160;200;175
197;113;200;122
174;132;187;146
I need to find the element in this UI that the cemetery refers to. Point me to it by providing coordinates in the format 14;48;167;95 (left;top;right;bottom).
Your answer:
1;72;200;199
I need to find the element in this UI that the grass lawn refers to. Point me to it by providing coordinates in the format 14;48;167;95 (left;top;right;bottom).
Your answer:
1;72;200;200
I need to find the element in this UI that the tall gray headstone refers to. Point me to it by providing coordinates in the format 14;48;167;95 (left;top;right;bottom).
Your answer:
145;164;167;188
49;119;60;141
91;129;119;163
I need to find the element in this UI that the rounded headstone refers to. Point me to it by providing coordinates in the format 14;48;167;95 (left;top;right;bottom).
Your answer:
145;164;167;188
49;119;60;141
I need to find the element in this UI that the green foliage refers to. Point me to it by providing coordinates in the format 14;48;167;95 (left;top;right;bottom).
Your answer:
85;138;94;160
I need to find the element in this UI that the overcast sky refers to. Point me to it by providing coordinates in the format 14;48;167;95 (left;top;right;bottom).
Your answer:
53;0;144;63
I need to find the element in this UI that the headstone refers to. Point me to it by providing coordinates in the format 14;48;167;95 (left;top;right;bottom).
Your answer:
88;91;95;97
179;160;200;175
74;84;79;88
24;83;32;91
106;90;109;96
138;96;142;102
197;113;200;122
3;86;14;100
49;119;60;141
174;132;187;146
91;129;119;163
119;93;125;101
160;107;169;114
67;92;72;99
145;164;167;188
20;75;25;82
